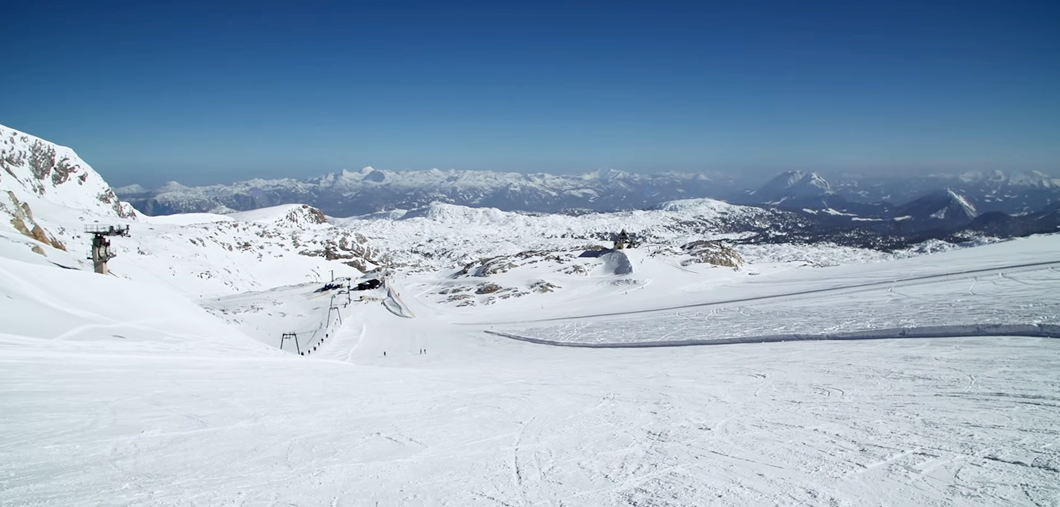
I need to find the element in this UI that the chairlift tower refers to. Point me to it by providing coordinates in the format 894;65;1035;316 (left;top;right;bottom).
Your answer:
280;332;301;354
327;294;343;326
85;224;130;274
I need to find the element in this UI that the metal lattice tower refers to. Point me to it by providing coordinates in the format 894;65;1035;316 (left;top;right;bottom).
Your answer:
85;224;130;274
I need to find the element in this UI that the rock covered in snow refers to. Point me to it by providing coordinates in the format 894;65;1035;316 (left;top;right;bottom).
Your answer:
0;123;137;255
0;123;137;221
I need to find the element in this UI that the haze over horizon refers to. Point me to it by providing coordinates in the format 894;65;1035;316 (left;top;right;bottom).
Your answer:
3;0;1058;188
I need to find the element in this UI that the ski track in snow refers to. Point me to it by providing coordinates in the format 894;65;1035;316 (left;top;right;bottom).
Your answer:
6;337;1059;506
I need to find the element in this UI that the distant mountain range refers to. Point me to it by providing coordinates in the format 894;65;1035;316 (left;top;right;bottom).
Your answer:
2;120;1058;268
116;168;740;217
745;170;1060;217
117;167;1060;221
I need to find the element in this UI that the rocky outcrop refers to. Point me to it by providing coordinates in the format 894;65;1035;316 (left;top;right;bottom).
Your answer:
0;123;138;260
0;125;137;220
3;191;65;251
680;240;744;268
296;229;385;272
456;250;577;278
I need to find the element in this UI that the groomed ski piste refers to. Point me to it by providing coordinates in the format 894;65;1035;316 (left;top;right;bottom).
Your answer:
4;226;1060;506
2;125;1059;506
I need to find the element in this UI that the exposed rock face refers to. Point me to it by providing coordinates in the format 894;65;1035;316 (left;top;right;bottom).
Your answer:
530;280;560;293
0;124;137;220
457;257;515;278
305;206;327;224
0;123;137;258
281;204;327;227
456;250;575;278
680;240;744;268
296;229;385;272
3;191;66;250
475;283;503;295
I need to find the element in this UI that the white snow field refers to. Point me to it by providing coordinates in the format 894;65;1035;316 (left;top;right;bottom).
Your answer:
3;231;1060;506
485;238;1060;347
2;123;1059;506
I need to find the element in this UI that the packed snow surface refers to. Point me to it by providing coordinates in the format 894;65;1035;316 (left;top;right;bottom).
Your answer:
3;231;1060;505
490;238;1060;346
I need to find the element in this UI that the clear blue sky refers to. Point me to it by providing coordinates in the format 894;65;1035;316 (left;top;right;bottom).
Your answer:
2;0;1057;186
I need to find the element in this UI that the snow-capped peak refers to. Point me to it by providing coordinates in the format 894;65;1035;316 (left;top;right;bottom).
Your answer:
160;181;190;191
118;167;737;217
753;171;832;203
955;170;1059;189
114;183;149;194
1010;171;1059;189
657;197;739;214
227;204;329;229
803;172;831;192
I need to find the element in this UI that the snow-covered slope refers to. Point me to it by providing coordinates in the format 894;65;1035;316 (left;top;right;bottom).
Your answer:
4;222;1059;506
108;205;380;296
0;255;270;356
227;203;329;229
0;124;136;220
0;123;138;261
0;124;380;292
333;199;783;269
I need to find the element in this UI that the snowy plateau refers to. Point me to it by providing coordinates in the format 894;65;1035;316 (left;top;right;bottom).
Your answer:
2;122;1060;506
